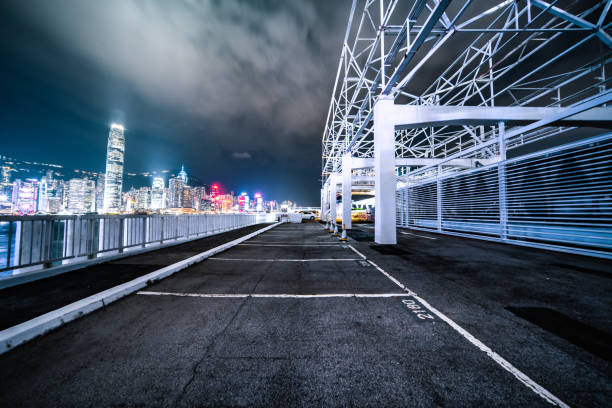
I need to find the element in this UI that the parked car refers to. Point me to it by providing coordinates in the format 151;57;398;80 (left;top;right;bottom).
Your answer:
299;210;317;221
351;209;368;222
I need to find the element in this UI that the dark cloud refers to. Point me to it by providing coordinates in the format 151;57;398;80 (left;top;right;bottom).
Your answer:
0;0;348;204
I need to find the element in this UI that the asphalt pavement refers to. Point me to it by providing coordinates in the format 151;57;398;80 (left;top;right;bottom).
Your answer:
0;221;610;407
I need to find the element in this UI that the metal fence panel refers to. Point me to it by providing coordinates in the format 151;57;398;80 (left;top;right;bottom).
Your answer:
397;134;612;258
0;213;271;276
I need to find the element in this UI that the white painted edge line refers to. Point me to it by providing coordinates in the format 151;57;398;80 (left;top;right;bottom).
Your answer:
400;231;437;240
208;258;360;262
0;222;283;355
413;294;570;408
350;244;569;408
137;291;412;298
347;245;367;260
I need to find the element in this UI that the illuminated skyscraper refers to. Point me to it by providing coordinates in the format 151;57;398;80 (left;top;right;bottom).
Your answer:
255;193;263;212
134;187;151;211
38;171;63;214
178;165;187;184
181;186;194;209
168;177;183;209
95;173;105;213
103;124;125;213
193;186;206;211
67;178;95;214
12;179;38;214
151;177;165;210
1;166;10;186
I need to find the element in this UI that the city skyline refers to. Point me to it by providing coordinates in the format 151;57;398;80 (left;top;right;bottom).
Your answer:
0;150;280;205
0;1;346;206
0;121;293;215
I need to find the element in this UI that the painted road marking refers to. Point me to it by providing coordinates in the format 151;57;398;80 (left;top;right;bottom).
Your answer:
137;291;412;298
238;244;340;247
401;298;435;321
400;231;437;240
348;244;569;408
366;259;415;295
208;257;361;262
244;241;337;245
413;294;570;407
347;245;367;260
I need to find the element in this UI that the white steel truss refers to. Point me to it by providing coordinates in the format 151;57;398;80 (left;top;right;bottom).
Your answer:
322;0;612;178
322;0;612;252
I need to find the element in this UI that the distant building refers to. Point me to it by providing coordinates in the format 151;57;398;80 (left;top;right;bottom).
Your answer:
193;186;207;211
103;124;125;213
38;171;63;214
66;178;95;214
95;173;105;213
255;193;263;212
134;187;151;211
1;166;10;186
12;179;38;214
181;186;194;209
168;177;183;209
219;194;234;213
151;177;165;210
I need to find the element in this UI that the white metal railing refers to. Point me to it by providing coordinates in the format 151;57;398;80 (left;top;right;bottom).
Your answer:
0;213;274;277
396;133;612;259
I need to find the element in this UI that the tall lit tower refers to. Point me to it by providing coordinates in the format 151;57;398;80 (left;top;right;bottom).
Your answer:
103;123;125;213
151;177;165;210
178;164;187;185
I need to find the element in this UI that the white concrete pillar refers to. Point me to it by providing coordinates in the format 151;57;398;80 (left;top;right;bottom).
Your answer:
374;96;397;244
322;184;329;228
320;188;325;222
329;176;337;231
341;153;352;231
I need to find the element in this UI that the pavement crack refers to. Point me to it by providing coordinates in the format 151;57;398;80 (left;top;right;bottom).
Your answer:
173;296;249;406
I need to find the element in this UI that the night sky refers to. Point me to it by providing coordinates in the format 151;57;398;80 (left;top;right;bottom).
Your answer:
0;1;350;205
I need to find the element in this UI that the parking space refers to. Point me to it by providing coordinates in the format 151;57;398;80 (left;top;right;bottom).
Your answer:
0;222;609;406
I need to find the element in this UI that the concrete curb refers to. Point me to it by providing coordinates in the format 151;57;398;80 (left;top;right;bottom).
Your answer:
0;222;282;355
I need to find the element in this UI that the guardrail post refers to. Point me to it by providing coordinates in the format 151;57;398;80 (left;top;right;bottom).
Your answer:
43;219;54;268
142;216;147;248
118;217;124;253
175;215;179;240
87;218;95;259
160;216;164;244
5;221;13;269
186;215;191;239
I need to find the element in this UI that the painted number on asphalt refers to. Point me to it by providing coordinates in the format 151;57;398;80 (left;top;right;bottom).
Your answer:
401;298;435;321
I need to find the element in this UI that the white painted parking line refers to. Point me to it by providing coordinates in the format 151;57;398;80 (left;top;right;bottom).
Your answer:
239;244;342;247
413;294;570;408
349;244;569;408
366;259;415;295
209;257;360;262
245;241;337;244
400;231;437;240
137;291;412;298
0;222;283;355
347;245;367;260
